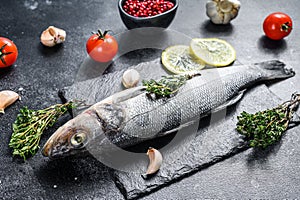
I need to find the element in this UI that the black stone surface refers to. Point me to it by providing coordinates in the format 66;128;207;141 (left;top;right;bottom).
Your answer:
63;70;286;199
61;54;165;107
1;0;300;199
143;125;300;199
113;85;283;200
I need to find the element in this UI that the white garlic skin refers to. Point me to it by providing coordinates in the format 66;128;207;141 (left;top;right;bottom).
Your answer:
122;69;140;88
142;147;163;179
40;26;66;47
0;90;20;114
206;0;241;24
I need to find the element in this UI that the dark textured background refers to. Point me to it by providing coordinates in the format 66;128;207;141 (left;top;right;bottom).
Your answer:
0;0;300;199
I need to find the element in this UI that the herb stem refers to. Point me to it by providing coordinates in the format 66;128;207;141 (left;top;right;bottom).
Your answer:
9;102;74;160
237;94;300;148
143;74;200;99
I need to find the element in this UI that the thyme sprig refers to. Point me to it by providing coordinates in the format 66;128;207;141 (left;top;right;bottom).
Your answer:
237;94;300;148
9;102;74;160
142;74;200;99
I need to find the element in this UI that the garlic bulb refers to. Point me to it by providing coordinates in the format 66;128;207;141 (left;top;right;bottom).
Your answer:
40;26;66;47
206;0;241;24
142;147;163;179
122;69;140;88
0;90;20;114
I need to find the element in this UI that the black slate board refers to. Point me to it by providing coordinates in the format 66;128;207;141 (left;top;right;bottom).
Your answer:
61;58;282;199
62;56;167;106
112;84;279;199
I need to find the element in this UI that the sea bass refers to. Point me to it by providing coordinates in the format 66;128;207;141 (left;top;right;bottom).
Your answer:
42;60;294;159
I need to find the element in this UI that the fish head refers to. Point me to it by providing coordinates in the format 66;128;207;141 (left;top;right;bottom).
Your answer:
42;111;103;159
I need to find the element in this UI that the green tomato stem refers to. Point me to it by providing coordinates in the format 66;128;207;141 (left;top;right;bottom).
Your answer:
281;22;292;32
96;29;111;40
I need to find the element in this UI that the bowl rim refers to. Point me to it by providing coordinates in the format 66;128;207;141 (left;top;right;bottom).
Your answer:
118;0;178;21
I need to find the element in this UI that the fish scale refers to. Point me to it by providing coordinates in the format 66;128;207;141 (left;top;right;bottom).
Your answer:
42;60;295;159
120;71;254;139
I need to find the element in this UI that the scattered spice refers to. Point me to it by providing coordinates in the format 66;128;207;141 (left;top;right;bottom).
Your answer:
123;0;175;18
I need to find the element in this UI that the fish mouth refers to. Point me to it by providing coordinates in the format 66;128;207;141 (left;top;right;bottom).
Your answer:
42;125;89;159
42;139;71;159
42;131;58;158
42;141;87;159
42;143;51;157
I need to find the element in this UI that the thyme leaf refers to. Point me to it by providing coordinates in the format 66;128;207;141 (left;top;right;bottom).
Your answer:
237;94;300;148
142;74;200;99
9;102;75;160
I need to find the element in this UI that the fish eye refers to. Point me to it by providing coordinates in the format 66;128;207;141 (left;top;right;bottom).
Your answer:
70;133;87;148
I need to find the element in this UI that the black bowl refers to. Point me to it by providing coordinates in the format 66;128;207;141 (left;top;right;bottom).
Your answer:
118;0;178;30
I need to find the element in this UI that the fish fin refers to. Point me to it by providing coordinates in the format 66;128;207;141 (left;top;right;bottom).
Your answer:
255;60;295;80
212;89;246;113
158;121;196;136
101;86;146;104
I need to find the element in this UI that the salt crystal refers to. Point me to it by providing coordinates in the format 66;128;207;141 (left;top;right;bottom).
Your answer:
24;0;39;10
46;0;52;5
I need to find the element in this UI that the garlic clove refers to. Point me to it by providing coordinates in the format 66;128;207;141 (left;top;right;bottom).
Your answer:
223;12;232;24
122;69;140;89
206;0;241;24
206;1;218;17
206;1;217;10
232;0;241;8
40;26;66;47
142;147;163;179
211;15;223;24
230;8;239;19
219;0;233;13
0;90;20;114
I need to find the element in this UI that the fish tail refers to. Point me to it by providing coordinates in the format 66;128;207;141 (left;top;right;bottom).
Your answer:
255;60;295;80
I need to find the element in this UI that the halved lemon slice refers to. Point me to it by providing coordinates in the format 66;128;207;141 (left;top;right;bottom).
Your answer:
161;45;206;74
190;38;236;67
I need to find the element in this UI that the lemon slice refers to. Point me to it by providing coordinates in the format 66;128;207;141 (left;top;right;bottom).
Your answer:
190;38;236;67
161;45;206;74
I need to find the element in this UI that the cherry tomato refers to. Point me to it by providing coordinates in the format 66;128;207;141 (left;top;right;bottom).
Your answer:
0;37;18;68
263;12;293;40
86;30;118;63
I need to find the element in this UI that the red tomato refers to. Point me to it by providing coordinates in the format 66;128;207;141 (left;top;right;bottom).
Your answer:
86;30;118;63
263;12;293;40
0;37;18;68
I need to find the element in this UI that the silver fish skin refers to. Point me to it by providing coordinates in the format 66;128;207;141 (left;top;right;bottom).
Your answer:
42;60;294;159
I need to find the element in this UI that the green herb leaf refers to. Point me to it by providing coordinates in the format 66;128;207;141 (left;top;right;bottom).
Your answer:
236;94;300;148
9;102;74;160
142;74;200;99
